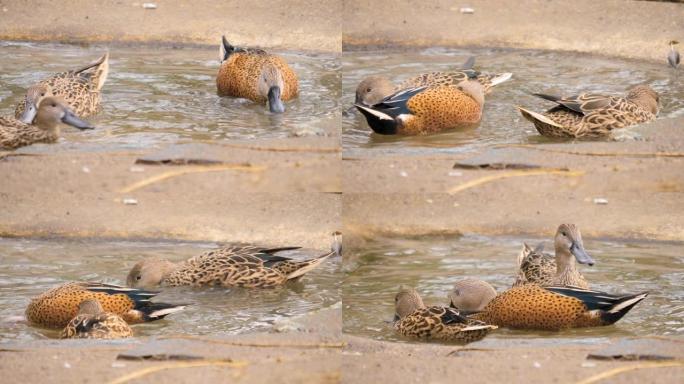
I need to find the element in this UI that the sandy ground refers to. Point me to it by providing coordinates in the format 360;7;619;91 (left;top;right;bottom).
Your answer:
343;0;684;62
0;0;341;51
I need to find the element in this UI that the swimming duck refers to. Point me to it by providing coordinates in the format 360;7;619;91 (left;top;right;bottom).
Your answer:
354;57;512;107
449;280;648;331
1;97;94;149
355;79;485;135
216;36;298;113
126;245;333;289
60;299;133;339
668;40;680;69
26;282;186;329
15;52;109;123
518;85;659;138
394;286;497;343
513;224;593;289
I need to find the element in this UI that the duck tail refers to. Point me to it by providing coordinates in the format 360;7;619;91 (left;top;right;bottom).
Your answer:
488;72;513;87
354;104;398;134
601;291;649;325
286;251;334;281
517;106;563;128
219;35;235;62
141;302;188;320
71;52;109;91
532;93;562;103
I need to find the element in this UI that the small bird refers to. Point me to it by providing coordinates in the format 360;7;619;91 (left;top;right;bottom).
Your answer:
60;299;133;339
127;245;333;289
518;85;659;138
513;224;594;289
216;36;298;113
668;40;680;69
331;231;342;257
25;282;186;329
15;52;109;123
1;97;94;150
450;280;648;331
393;286;497;343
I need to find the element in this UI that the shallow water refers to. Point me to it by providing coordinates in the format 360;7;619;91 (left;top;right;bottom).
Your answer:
342;47;684;157
343;235;684;343
0;238;340;342
0;41;340;152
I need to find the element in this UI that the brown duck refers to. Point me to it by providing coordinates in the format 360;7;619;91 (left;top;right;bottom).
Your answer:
449;280;647;331
216;36;298;113
15;52;109;123
1;97;94;149
127;245;332;289
60;299;133;339
26;282;186;329
518;85;659;138
394;286;497;343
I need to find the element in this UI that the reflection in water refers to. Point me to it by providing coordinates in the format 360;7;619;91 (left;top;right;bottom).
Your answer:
0;42;340;152
343;235;684;343
0;238;341;342
343;48;684;156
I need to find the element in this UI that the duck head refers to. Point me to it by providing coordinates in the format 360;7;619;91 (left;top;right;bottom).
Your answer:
77;299;105;316
34;97;94;131
448;278;497;314
126;257;178;289
258;64;286;113
554;223;595;268
627;85;659;115
355;76;395;106
394;286;425;321
20;84;53;124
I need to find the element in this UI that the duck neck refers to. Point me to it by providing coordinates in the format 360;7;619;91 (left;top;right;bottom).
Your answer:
554;248;582;285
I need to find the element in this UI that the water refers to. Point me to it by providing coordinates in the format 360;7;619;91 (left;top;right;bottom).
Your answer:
343;235;684;343
342;47;684;157
0;238;341;342
0;41;340;152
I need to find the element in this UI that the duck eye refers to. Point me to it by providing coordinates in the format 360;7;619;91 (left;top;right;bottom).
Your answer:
40;93;45;96
561;231;567;237
136;276;141;280
51;103;57;107
366;88;372;92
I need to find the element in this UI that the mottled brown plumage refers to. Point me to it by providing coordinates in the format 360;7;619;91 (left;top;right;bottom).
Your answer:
471;284;648;331
355;81;485;135
127;245;333;289
216;36;298;113
394;287;497;343
518;85;659;138
60;300;133;339
25;282;186;329
1;97;94;149
354;57;512;106
513;224;593;289
15;52;108;123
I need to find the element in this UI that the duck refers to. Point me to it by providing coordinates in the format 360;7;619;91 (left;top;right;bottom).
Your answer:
216;36;298;113
1;97;94;149
354;57;512;107
668;40;680;69
60;299;133;339
517;85;659;138
15;52;109;124
393;286;497;343
25;282;186;329
126;245;333;289
355;79;485;135
513;224;593;289
447;278;497;315
448;279;648;331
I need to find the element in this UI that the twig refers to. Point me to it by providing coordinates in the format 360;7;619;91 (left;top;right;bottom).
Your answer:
118;164;266;193
447;169;584;194
575;360;684;384
0;152;46;160
496;144;684;158
106;359;248;384
158;334;345;349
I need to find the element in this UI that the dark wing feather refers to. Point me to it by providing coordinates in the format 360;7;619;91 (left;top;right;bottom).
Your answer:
544;286;639;311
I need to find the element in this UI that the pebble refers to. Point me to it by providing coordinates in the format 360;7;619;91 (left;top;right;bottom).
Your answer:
81;166;91;173
399;171;408;177
460;7;475;14
581;362;596;368
448;170;463;177
129;166;145;173
122;198;138;205
142;3;157;9
593;197;609;205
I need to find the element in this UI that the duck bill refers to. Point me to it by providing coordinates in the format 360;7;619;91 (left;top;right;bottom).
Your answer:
392;313;400;322
20;101;37;124
61;110;94;130
570;242;595;266
267;86;285;113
